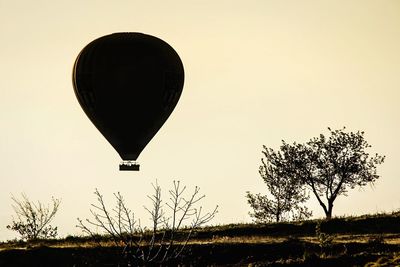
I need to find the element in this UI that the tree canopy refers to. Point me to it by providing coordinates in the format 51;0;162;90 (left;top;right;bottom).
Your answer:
281;127;385;219
246;146;312;223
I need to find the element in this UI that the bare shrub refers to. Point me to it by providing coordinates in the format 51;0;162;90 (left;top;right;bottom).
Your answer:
77;181;218;265
6;194;61;241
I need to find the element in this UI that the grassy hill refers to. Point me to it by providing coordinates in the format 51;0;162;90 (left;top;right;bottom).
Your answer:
1;211;400;266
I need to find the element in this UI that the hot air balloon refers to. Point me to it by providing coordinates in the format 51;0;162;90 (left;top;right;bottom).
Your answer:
72;33;184;171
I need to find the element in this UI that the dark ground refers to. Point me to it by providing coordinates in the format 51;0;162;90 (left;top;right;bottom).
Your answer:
1;212;400;266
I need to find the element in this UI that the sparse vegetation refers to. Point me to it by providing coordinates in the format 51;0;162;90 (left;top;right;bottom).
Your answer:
76;181;218;266
0;128;391;266
1;212;400;266
6;194;61;241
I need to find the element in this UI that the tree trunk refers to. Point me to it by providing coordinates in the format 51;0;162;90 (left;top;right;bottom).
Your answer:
325;201;333;219
276;203;281;222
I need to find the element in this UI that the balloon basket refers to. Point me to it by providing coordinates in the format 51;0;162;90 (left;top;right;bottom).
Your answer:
119;161;140;171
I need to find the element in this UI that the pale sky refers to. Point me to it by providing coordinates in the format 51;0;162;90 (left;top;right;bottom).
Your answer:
1;1;399;241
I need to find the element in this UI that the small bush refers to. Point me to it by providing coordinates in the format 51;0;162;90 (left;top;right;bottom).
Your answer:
6;194;61;241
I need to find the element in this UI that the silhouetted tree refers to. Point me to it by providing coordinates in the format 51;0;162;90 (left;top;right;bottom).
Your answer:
246;146;312;223
281;127;385;219
7;194;61;241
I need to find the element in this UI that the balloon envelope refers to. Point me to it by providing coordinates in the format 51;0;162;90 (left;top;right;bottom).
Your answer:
73;32;184;162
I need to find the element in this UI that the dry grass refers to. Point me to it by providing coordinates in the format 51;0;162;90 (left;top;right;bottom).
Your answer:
364;252;400;266
192;235;287;244
0;212;400;267
298;233;400;245
0;235;286;250
0;229;291;250
3;233;398;251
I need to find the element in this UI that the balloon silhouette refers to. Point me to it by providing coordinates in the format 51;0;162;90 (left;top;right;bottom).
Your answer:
72;33;184;170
